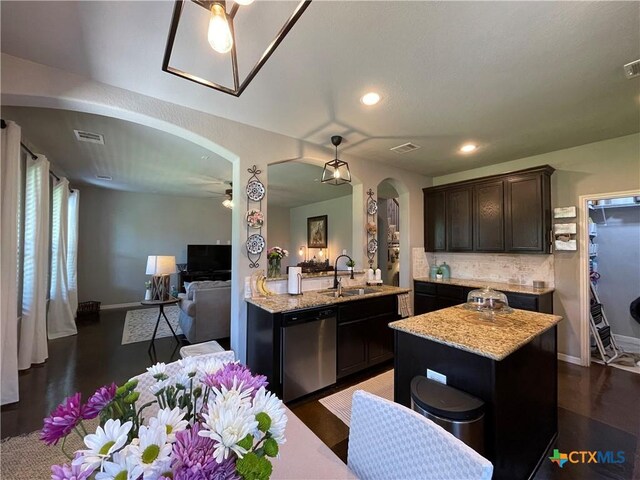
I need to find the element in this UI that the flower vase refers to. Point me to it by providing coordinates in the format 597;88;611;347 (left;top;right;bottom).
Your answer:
268;258;281;278
144;288;152;300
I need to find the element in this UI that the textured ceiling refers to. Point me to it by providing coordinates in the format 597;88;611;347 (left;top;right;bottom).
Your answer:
1;1;639;177
2;106;232;197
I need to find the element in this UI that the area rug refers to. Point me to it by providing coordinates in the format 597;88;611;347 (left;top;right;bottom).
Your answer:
319;369;394;426
1;419;98;479
121;306;182;345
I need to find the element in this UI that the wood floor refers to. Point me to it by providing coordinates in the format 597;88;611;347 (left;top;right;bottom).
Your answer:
2;308;639;479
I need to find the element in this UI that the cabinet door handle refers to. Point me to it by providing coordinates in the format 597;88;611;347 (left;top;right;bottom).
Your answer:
549;229;554;253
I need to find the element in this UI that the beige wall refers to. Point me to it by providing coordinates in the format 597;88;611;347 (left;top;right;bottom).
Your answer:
266;205;292;262
78;186;232;305
289;195;353;270
434;133;640;358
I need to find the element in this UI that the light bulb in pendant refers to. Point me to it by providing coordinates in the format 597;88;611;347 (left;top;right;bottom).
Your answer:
235;0;254;5
208;3;233;54
334;169;341;179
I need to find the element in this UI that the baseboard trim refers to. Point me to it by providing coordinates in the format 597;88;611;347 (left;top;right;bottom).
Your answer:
558;353;582;365
613;334;640;353
100;302;140;310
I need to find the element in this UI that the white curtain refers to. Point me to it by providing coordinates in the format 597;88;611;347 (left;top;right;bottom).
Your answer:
18;155;50;370
67;190;79;317
48;178;77;339
1;120;22;405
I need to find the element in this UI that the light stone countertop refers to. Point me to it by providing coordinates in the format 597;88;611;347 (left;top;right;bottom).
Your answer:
246;285;411;314
389;305;562;361
413;277;555;295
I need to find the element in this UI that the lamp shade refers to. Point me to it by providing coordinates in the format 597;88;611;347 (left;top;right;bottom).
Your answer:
146;255;177;275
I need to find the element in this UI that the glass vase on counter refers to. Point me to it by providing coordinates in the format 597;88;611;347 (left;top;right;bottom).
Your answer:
268;257;281;278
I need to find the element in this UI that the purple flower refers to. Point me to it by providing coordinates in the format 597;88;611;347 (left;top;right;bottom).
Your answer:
83;383;117;419
41;393;85;446
202;363;267;396
51;461;94;480
172;424;239;480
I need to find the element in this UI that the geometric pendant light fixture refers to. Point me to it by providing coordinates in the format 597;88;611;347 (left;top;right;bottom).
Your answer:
162;0;312;97
321;135;351;185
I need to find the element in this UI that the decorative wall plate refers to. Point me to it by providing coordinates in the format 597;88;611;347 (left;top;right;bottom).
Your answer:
246;209;264;229
246;234;265;254
246;180;266;202
367;200;378;215
367;238;378;253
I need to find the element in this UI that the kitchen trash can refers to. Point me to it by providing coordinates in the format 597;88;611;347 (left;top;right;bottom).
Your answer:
410;375;486;454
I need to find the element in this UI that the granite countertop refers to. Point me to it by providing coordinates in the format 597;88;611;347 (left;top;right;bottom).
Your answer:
413;277;555;295
246;285;411;314
389;305;562;361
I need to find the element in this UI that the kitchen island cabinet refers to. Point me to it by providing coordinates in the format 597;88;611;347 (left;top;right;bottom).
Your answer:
390;306;561;480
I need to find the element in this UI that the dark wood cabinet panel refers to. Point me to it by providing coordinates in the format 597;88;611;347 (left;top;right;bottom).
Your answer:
423;166;553;254
505;175;546;252
474;180;504;251
337;320;368;378
446;187;473;251
424;190;446;251
367;315;394;364
414;293;437;315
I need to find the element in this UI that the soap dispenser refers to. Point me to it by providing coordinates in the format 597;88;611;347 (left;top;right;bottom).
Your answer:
429;257;439;279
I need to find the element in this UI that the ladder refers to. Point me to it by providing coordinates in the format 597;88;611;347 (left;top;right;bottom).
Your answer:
589;281;621;364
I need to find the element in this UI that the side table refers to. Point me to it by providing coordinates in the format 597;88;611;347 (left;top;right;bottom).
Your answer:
140;297;181;353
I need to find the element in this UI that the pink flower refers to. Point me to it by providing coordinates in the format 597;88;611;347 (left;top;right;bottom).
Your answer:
41;393;85;446
172;424;239;480
202;363;267;395
83;383;117;419
51;459;95;480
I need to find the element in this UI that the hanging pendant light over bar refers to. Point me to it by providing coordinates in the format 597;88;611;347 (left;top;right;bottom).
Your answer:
322;135;351;186
162;0;312;97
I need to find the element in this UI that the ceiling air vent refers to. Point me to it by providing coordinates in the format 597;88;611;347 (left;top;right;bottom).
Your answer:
390;142;421;154
74;129;105;145
95;175;112;181
623;60;640;79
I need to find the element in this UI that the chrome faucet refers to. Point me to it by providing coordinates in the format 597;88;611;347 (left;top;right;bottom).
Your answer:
332;254;353;289
337;277;343;297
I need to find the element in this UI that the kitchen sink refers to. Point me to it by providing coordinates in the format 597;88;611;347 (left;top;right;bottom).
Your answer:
319;287;379;298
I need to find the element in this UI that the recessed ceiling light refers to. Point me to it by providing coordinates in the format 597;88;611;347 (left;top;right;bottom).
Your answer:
360;92;381;106
460;143;478;153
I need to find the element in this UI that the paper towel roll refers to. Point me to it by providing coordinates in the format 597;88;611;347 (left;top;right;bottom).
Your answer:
288;267;302;295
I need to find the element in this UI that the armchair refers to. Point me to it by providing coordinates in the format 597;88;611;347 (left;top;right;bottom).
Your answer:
178;280;231;343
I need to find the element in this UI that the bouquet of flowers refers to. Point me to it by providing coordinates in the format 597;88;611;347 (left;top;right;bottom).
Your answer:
266;247;288;260
42;357;287;480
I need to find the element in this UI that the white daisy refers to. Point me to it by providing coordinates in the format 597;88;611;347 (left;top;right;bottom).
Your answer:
72;419;132;471
252;387;288;444
146;363;168;380
199;400;258;462
128;425;172;477
209;378;254;410
148;407;188;442
149;379;170;396
95;450;142;480
178;356;198;377
197;357;225;378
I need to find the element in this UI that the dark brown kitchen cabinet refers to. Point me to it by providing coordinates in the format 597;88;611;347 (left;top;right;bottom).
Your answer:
446;187;473;251
423;165;554;254
424;190;446;251
474;180;504;251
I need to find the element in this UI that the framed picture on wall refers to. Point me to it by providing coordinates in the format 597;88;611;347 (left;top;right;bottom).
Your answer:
307;215;328;248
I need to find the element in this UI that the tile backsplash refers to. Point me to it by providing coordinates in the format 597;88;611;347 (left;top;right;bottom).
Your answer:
412;248;554;287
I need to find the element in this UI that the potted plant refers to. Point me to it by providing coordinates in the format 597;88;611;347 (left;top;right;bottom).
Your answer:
346;259;356;271
436;267;443;280
267;246;288;278
144;281;152;300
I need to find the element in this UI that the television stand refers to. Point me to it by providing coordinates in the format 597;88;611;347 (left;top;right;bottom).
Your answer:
179;270;232;291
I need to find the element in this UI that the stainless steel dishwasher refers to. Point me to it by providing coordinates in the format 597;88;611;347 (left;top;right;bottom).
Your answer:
281;307;337;402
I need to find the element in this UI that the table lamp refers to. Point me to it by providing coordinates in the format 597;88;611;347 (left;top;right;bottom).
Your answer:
145;255;177;301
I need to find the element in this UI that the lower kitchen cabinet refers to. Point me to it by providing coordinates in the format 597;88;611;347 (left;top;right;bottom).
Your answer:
337;295;397;379
414;280;553;315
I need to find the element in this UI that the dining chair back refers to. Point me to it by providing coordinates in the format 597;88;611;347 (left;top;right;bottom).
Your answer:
348;390;493;480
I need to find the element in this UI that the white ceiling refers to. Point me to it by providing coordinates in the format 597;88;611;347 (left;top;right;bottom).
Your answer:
2;106;232;196
1;1;639;178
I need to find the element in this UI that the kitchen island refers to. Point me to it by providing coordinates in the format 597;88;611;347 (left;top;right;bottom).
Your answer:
390;306;562;480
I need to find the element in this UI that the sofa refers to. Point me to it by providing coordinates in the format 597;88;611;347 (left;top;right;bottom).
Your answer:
178;280;231;343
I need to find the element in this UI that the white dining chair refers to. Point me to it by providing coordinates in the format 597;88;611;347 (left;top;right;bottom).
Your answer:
130;350;236;417
347;390;494;480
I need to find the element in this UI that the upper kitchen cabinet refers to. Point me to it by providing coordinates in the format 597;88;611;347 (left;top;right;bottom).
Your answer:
423;165;554;254
424;190;446;251
446;187;473;251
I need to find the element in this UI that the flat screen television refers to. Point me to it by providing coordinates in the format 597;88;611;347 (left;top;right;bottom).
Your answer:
187;245;232;272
